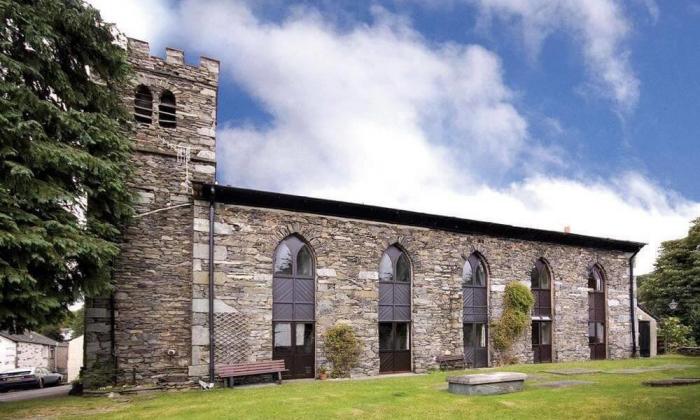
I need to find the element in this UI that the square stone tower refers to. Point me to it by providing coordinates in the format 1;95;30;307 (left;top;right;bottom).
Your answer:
84;38;219;385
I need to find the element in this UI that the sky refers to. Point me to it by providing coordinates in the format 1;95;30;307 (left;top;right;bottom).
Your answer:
87;0;700;274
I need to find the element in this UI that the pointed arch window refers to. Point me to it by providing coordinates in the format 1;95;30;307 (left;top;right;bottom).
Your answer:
531;258;553;363
159;90;177;128
272;235;315;379
531;259;552;317
378;245;411;373
134;85;153;124
463;252;488;368
588;264;606;360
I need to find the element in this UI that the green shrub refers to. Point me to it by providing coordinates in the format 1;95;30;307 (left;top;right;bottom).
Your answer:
492;282;534;359
323;324;362;378
660;317;696;352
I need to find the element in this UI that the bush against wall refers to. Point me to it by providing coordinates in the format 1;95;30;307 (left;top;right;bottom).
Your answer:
492;282;534;363
659;317;696;353
323;324;362;378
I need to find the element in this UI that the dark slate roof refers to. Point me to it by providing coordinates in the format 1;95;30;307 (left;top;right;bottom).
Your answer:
196;183;645;253
0;330;59;347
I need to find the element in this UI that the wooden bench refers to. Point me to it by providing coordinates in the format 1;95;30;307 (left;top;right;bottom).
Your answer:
217;360;288;388
436;355;467;371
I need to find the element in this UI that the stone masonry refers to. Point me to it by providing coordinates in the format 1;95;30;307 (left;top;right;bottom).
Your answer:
189;203;635;378
85;39;640;385
84;38;218;384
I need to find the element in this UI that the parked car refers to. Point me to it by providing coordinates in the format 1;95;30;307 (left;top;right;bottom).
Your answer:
0;367;63;392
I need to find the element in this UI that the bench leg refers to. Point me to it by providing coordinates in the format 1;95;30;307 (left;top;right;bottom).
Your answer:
277;372;282;385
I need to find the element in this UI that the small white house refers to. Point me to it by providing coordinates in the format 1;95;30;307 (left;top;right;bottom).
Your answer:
0;331;62;371
67;335;84;382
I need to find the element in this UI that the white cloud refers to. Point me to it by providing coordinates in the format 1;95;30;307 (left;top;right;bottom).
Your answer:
470;0;641;113
90;0;699;273
179;1;528;190
86;0;174;48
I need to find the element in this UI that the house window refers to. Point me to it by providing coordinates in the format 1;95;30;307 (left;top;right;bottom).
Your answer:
158;90;177;128
378;245;412;373
134;85;153;124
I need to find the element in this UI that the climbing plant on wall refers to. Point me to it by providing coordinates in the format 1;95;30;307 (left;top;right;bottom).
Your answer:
492;282;534;363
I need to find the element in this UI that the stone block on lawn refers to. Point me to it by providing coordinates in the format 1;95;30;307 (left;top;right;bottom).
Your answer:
447;372;527;396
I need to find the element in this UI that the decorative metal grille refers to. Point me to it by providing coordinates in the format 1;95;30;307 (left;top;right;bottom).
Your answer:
214;313;250;364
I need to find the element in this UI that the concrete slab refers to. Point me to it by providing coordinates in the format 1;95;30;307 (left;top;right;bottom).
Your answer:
447;372;527;396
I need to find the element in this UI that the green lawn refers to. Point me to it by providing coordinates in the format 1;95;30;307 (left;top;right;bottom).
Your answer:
2;356;699;419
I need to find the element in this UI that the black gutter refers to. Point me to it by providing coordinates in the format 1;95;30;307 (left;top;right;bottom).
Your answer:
208;186;216;383
197;183;645;253
629;250;640;357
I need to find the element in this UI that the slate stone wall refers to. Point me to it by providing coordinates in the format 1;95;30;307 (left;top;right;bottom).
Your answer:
84;38;218;385
190;204;634;378
84;38;636;385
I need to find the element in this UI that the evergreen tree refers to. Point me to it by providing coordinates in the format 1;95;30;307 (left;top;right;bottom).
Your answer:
0;0;133;332
639;218;700;342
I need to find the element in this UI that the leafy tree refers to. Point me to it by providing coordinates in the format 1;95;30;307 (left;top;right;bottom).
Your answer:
68;306;85;337
0;0;133;333
38;321;65;342
638;218;700;342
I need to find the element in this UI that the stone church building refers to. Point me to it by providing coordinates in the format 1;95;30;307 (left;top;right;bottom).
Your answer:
85;39;645;385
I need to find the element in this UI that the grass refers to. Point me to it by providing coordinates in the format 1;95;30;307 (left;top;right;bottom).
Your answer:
2;356;699;419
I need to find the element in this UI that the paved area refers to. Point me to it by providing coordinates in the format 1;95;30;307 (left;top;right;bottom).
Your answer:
0;384;71;403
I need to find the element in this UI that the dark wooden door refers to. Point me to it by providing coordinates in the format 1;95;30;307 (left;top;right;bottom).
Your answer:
639;321;651;358
463;322;488;368
273;322;315;379
379;322;411;373
463;275;488;368
532;321;552;363
588;291;606;360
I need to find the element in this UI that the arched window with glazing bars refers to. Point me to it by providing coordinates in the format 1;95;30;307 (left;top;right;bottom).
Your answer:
463;253;488;368
588;264;606;360
272;235;315;378
531;259;553;363
378;245;411;373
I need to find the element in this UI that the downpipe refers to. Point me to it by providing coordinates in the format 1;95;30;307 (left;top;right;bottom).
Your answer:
629;250;640;357
208;186;216;383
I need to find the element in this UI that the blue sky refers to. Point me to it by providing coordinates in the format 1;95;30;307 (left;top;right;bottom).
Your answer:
90;0;700;272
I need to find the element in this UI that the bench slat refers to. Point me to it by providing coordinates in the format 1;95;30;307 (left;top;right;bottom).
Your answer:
217;360;287;379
